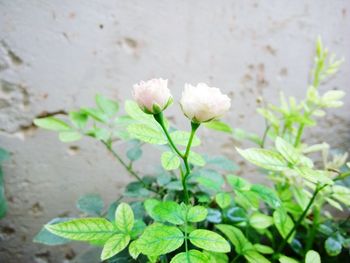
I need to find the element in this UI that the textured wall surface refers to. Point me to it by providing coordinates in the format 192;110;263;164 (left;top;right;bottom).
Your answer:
0;1;349;262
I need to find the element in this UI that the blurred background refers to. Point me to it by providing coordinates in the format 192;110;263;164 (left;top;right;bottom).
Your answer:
0;1;349;262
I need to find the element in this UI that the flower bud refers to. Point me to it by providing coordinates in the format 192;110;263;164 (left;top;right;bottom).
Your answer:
180;83;231;123
133;78;173;114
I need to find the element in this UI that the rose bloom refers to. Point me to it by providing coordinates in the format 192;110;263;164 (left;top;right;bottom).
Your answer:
180;83;231;123
133;78;173;114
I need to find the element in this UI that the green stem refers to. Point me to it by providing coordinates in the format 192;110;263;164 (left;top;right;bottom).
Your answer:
294;123;305;147
154;112;183;157
305;205;320;253
275;184;327;255
260;125;270;148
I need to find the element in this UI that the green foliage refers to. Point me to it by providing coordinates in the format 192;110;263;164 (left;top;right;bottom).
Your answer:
33;38;350;262
0;148;9;219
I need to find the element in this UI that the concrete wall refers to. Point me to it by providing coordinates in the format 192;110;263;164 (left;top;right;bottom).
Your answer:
0;1;349;262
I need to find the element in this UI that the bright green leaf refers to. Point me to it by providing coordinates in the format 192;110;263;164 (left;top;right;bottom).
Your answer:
216;192;232;209
46;218;116;241
170;130;201;147
305;250;321;263
203;251;229;263
249;212;273;229
69;111;88;129
129;240;141;259
244;249;270;263
187;206;208;223
115;202;134;233
95;94;119;117
278;255;299;263
153;201;184;225
273;208;294;243
136;223;184;256
81;107;108;123
101;233;130;260
170;250;209;263
127;123;166;144
33;218;71;245
253;244;273;254
237;148;288;171
216;224;249;254
250;184;281;208
189;229;230;253
204;120;232;133
188;151;206;166
34;117;71;131
161;151;181;170
227;174;251;191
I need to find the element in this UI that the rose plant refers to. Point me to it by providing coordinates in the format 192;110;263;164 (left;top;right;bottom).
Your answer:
33;39;350;263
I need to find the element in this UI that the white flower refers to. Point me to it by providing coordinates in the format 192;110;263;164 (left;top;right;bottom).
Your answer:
180;83;231;123
133;78;173;114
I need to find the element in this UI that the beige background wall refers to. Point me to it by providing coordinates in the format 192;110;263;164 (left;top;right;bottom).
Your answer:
0;1;350;262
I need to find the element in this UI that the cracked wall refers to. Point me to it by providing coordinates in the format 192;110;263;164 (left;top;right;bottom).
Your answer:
0;1;350;262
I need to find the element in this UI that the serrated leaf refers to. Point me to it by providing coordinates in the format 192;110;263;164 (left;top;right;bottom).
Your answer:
46;218;116;241
305;250;321;263
136;223;184;256
76;194;104;216
204;120;232;133
215;192;232;209
115;203;134;233
161;151;180;170
34;117;71;131
152;201;184;225
187;206;208;222
127;123;166;144
189;229;230;253
101;233;130;260
170;250;209;263
273;208;294;243
170;131;201;146
250;184;281;208
216;224;249;254
188;151;206;166
249;212;273;229
325;236;342;256
95;94;119;117
237;148;288;171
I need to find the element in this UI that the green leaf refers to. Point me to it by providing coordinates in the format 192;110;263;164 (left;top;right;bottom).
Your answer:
129;240;140;259
305;250;321;263
127;123;166;144
244;250;270;263
46;218;116;241
278;255;299;263
189;229;230;253
115;203;134;233
188;151;206;166
250;184;281;208
275;137;301;165
216;224;249;254
76;194;104;216
144;199;161;221
204;120;232;133
33;218;71;245
232;128;262;145
203;251;229;263
152;201;184;225
294;167;333;184
161;151;181;170
170;130;201;146
101;233;130;260
249;212;273;229
81;107;108;122
126;144;142;161
34;117;71;131
237;148;288;171
187;206;208;223
59;131;82;142
227;174;251;191
253;244;273;254
325;236;342;256
136;223;184;256
170;250;209;263
125;100;154;122
273;208;294;243
215;192;232;209
69;111;88;129
95;94;119;117
235;190;260;210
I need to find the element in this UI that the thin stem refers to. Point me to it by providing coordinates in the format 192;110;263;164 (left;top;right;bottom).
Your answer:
305;205;320;253
154;112;183;157
260;125;270;148
294;123;305;147
275;184;328;255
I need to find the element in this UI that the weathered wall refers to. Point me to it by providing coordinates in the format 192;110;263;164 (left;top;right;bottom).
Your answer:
0;0;349;262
